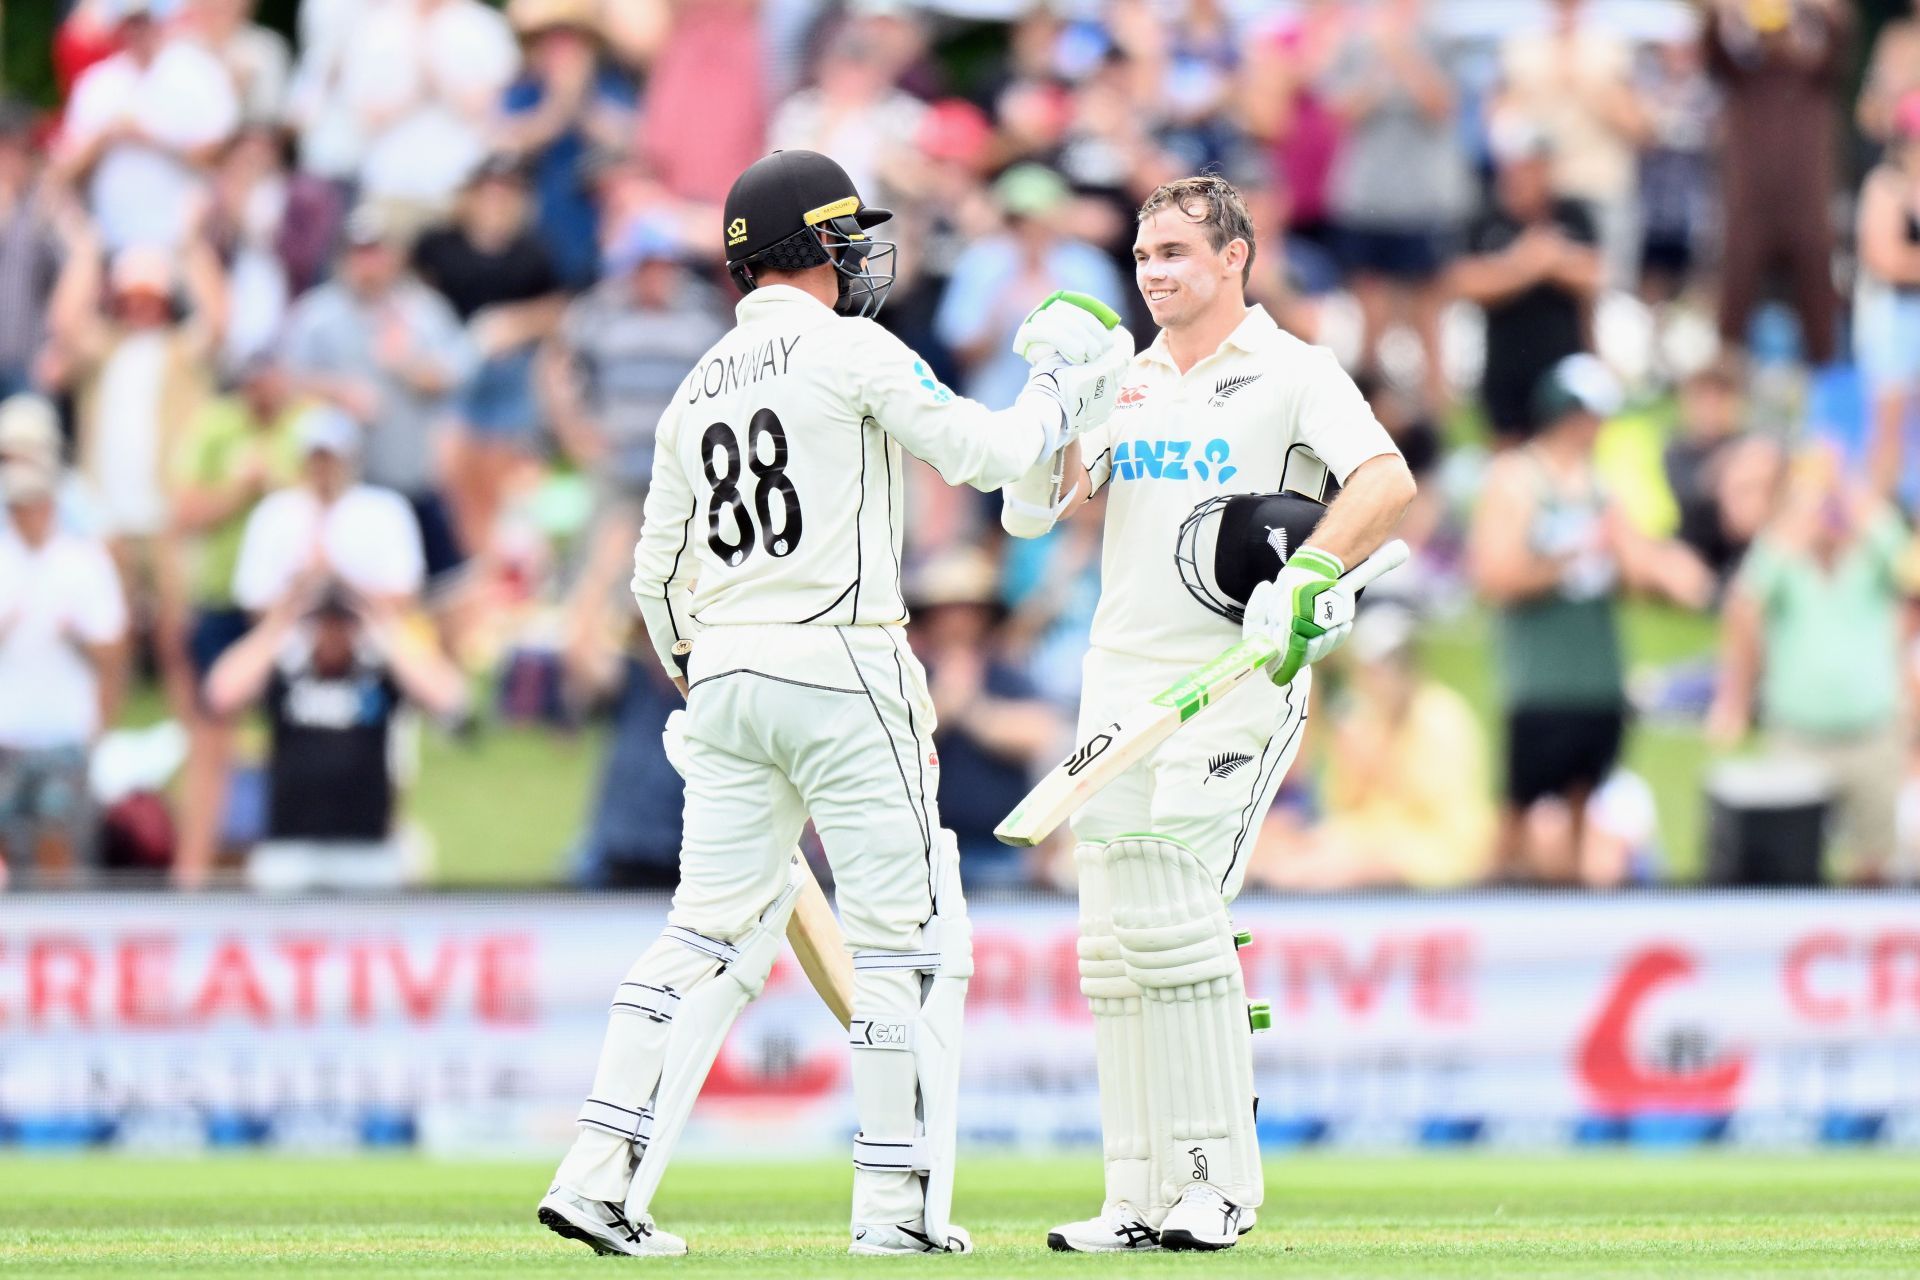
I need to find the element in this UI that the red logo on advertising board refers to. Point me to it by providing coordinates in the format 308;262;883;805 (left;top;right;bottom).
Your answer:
1575;944;1748;1115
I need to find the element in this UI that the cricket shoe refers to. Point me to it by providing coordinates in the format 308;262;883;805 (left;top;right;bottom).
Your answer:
1157;1183;1255;1252
849;1221;974;1255
538;1184;687;1257
1046;1202;1161;1252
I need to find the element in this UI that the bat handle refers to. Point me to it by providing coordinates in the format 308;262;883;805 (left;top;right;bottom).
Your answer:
1341;538;1411;594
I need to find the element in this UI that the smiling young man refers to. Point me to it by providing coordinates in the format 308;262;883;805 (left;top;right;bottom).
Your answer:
1002;175;1415;1251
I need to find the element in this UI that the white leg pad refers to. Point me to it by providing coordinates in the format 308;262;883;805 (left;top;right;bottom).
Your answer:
609;861;804;1221
1108;835;1262;1211
1075;841;1153;1214
846;831;971;1250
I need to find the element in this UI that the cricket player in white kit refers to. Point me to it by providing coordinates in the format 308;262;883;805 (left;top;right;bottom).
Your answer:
1002;176;1416;1251
536;150;1130;1257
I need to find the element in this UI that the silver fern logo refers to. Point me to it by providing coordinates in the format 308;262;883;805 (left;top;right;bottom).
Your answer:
1205;752;1253;782
1209;373;1262;407
1265;525;1290;562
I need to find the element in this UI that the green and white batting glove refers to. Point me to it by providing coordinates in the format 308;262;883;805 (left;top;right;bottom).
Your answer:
1013;289;1121;366
1241;546;1355;686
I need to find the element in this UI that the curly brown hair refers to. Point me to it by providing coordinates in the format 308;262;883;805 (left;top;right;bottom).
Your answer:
1136;175;1256;288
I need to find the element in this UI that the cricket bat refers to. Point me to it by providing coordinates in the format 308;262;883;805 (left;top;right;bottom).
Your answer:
786;859;854;1029
994;539;1411;848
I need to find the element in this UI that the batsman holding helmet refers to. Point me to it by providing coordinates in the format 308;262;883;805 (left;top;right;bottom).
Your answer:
1002;175;1416;1251
537;150;1129;1257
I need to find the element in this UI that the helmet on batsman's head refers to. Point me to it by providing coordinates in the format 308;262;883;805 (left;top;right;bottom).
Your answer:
1176;490;1331;624
722;150;897;318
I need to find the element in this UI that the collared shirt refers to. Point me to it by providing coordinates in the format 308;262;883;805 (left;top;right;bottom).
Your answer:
1078;304;1399;667
630;285;1057;675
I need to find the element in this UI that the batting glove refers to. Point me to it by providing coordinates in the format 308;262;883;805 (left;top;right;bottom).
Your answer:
1013;289;1121;365
1242;546;1354;687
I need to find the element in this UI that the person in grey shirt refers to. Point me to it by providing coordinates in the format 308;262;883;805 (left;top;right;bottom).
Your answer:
1322;0;1469;418
281;204;478;592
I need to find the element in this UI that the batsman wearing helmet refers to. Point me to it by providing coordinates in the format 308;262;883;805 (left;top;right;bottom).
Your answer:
537;150;1130;1257
1001;175;1416;1251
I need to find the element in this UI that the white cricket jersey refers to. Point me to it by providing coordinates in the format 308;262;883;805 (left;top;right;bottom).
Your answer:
1079;304;1400;669
631;285;1056;673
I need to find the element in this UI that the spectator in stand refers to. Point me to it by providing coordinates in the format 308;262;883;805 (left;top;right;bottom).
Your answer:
1451;122;1602;443
168;353;304;888
1254;606;1494;891
231;405;425;616
283;0;375;187
1321;0;1468;418
188;0;291;125
336;0;521;222
412;155;564;557
56;0;241;252
281;204;476;607
769;24;926;215
1498;0;1648;289
206;124;342;300
47;227;226;716
1240;0;1348;249
1635;33;1719;307
1858;0;1920;146
0;395;100;535
935;164;1125;412
1704;0;1850;369
53;1;128;103
541;214;727;637
496;0;636;290
905;548;1064;886
1469;356;1712;884
0;103;62;399
1663;360;1781;584
1709;451;1914;885
1855;92;1920;500
205;581;466;892
0;456;128;887
639;0;768;207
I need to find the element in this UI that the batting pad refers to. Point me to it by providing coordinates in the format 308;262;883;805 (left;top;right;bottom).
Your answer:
1108;835;1262;1210
1075;841;1153;1213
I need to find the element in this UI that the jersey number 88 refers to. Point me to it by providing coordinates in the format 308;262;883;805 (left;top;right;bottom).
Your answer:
701;409;803;566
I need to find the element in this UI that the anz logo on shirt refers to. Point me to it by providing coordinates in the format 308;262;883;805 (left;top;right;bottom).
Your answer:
1110;437;1237;485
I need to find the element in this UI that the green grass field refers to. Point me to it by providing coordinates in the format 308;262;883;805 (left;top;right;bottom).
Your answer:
3;1154;1915;1278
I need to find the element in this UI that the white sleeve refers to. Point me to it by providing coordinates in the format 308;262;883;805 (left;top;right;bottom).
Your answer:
1289;348;1401;484
231;496;291;613
630;400;701;679
365;492;425;597
70;542;128;643
846;320;1053;492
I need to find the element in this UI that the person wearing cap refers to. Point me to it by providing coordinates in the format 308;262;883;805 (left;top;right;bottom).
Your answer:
935;162;1125;411
230;404;425;615
280;202;477;602
167;354;305;888
1469;354;1712;884
0;394;103;537
1855;89;1920;499
0;455;128;885
541;148;1126;1258
1449;116;1604;443
204;570;467;894
497;0;636;289
54;0;241;252
412;153;564;555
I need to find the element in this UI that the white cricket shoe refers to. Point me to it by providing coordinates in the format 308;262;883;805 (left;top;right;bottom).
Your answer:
1046;1202;1161;1252
538;1184;688;1257
1157;1183;1255;1252
849;1221;974;1255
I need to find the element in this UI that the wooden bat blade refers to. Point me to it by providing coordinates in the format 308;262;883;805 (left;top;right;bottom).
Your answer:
784;857;853;1028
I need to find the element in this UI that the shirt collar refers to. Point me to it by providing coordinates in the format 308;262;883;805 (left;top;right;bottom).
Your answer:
735;283;834;321
1138;304;1276;371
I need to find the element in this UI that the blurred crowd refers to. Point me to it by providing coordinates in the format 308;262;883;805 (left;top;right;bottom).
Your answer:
3;0;1920;894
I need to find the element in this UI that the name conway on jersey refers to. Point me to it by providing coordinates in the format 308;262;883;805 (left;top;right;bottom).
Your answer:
631;284;1059;671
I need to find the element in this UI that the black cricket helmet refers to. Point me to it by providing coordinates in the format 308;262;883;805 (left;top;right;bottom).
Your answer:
722;150;896;318
1176;491;1330;624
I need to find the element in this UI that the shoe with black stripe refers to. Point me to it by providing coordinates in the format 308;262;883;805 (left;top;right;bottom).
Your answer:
1157;1182;1255;1251
538;1184;687;1256
849;1221;973;1254
1046;1202;1161;1252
